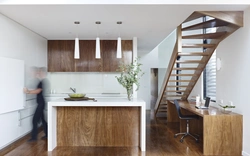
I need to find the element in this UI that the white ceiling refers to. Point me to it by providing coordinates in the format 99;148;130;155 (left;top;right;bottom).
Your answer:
0;4;249;54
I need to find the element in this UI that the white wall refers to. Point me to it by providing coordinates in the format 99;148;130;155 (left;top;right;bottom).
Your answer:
138;47;158;109
215;8;250;155
0;13;47;149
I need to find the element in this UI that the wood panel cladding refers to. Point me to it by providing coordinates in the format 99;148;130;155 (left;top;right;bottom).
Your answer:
48;40;75;72
57;107;140;147
102;40;133;72
48;40;133;72
203;115;242;156
75;40;102;72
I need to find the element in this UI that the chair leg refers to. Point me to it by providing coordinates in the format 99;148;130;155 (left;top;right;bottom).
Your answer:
180;133;188;143
174;119;199;143
188;133;199;142
174;132;186;137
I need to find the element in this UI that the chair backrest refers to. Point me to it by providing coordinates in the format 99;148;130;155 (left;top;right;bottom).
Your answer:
174;99;183;118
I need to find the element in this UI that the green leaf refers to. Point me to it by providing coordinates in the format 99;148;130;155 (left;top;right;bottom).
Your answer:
115;57;144;91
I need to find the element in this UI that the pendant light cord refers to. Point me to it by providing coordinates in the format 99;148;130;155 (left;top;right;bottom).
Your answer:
96;21;101;38
74;21;80;38
117;21;122;37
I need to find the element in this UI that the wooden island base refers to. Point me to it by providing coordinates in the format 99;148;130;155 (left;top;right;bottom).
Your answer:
57;107;140;147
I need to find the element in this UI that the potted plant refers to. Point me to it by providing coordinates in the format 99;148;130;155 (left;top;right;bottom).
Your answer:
218;103;235;114
115;58;144;100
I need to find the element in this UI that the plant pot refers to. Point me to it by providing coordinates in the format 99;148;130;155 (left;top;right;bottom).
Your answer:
126;87;133;101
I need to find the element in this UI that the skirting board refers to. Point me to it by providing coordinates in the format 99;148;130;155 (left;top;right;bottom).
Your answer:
0;131;30;150
243;151;250;156
0;126;42;150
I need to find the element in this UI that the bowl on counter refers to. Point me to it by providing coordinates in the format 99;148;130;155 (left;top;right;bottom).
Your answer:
218;104;235;114
68;93;86;98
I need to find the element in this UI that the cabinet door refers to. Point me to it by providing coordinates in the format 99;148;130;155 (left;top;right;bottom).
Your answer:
122;40;133;67
75;40;102;72
102;40;117;72
102;40;133;72
48;40;74;72
48;40;61;72
60;40;74;72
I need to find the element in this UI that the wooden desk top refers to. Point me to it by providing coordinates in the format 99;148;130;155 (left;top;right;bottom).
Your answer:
169;100;241;117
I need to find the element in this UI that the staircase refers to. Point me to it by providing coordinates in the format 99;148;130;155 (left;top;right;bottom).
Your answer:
155;11;243;116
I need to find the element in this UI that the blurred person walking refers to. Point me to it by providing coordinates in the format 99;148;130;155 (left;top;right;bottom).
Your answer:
23;67;49;141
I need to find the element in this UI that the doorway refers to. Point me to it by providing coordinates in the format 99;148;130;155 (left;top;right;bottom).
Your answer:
150;68;158;110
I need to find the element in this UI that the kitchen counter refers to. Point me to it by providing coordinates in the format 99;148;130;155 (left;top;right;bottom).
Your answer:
48;97;146;152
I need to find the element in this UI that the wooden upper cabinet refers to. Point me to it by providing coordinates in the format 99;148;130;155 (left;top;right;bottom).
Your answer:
48;40;133;72
75;40;102;72
48;40;74;72
102;40;117;72
102;40;133;72
122;40;133;68
48;40;61;72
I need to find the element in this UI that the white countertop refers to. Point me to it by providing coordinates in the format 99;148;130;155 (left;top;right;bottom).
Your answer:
45;93;127;98
48;97;145;107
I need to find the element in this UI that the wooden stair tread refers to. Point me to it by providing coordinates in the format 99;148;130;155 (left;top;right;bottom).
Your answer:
159;105;168;108
159;103;168;105
168;80;194;82
167;85;188;87
183;12;205;23
165;90;185;92
163;95;183;97
159;108;167;111
170;74;197;76
173;67;200;70
178;52;210;56
158;109;167;112
160;103;168;105
166;97;182;99
175;60;204;63
182;44;216;48
182;32;227;39
158;106;167;109
182;19;229;31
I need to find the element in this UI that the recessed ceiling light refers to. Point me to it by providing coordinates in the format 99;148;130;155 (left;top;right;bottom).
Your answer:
74;21;80;24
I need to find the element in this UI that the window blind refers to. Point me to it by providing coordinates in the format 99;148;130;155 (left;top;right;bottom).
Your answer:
204;16;216;101
204;52;216;101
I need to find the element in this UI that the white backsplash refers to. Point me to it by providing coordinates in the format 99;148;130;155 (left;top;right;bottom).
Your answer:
47;72;126;94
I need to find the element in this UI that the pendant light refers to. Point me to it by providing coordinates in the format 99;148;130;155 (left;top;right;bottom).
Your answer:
74;21;80;59
117;21;122;58
95;21;101;59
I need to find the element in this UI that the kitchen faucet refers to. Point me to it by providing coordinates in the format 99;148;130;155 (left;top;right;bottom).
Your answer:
70;87;76;93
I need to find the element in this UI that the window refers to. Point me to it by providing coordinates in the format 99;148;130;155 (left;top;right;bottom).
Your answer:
203;52;216;101
203;16;216;101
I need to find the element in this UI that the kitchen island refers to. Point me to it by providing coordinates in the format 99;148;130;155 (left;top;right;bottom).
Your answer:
48;98;146;151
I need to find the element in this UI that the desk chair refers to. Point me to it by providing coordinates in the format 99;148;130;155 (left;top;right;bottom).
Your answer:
173;99;199;143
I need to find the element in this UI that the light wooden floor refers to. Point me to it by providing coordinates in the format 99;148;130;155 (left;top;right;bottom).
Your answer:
2;110;209;156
